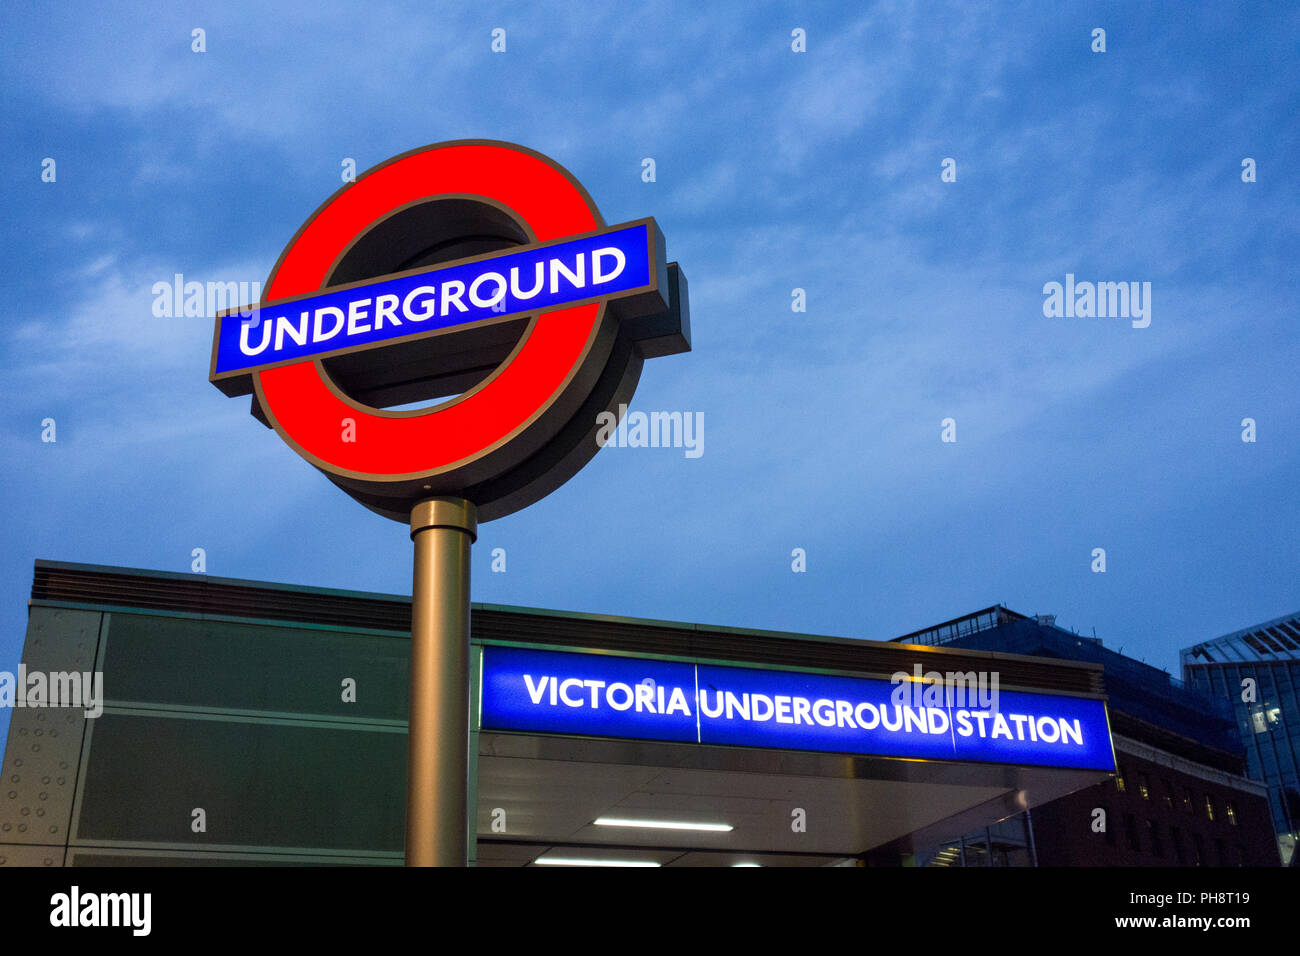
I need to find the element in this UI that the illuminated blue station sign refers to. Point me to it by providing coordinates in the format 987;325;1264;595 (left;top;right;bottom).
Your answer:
480;646;1115;772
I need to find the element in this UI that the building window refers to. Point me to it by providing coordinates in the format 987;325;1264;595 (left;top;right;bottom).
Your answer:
1138;773;1151;801
1204;795;1215;822
1115;768;1126;793
1125;814;1140;852
1249;703;1282;734
1192;832;1205;866
1146;820;1163;857
1225;801;1238;826
1184;788;1194;813
1162;779;1174;810
1170;826;1185;865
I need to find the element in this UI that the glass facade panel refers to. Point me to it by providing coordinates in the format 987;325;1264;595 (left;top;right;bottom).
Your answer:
1183;614;1300;865
77;713;406;852
102;612;411;721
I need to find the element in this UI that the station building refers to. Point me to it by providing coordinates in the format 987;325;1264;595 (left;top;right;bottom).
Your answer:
0;560;1263;867
1182;611;1300;866
899;607;1278;866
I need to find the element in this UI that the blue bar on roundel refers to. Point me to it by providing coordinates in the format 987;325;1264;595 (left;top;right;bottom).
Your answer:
213;221;653;377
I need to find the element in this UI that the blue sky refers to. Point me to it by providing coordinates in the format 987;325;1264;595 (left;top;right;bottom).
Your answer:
2;1;1297;755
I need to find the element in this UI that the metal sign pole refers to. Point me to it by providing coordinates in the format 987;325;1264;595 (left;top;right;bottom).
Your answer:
406;497;477;867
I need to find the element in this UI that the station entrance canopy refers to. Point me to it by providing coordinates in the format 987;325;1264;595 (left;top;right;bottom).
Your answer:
11;562;1114;867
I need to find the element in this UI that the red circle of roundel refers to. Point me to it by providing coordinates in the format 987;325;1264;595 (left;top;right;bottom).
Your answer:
255;142;601;479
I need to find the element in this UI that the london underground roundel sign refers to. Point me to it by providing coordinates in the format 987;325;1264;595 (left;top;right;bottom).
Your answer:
209;141;689;522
